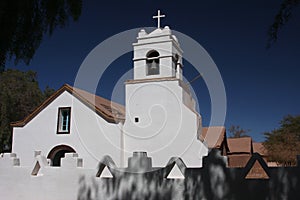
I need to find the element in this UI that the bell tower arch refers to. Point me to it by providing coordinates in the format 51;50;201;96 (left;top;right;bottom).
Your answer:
132;26;183;80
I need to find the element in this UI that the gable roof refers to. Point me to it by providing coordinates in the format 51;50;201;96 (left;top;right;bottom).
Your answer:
253;142;267;156
227;137;252;154
11;84;125;127
200;126;226;149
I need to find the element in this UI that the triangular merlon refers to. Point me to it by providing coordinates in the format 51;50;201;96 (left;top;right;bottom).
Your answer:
31;155;49;176
96;155;116;178
98;166;113;178
164;157;186;179
166;164;185;179
243;153;270;179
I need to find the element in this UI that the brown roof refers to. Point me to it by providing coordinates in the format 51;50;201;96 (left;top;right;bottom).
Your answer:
253;142;267;156
11;84;125;127
227;137;252;154
200;126;226;149
227;154;251;168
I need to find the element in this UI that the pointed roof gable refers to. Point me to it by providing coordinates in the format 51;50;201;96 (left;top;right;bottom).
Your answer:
200;126;227;149
11;84;125;127
253;142;268;156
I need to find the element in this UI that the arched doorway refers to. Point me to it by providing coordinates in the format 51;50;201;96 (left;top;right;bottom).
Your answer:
47;145;76;166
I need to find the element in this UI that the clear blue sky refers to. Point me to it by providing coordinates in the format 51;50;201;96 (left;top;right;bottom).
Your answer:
7;0;300;142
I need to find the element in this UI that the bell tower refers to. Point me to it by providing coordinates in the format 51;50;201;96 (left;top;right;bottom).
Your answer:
123;10;207;168
133;11;183;80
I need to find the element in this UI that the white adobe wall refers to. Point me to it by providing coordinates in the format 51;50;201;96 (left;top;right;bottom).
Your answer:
123;80;208;167
0;153;96;200
12;91;123;168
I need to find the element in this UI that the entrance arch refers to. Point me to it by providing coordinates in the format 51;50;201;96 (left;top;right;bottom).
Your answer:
47;145;76;166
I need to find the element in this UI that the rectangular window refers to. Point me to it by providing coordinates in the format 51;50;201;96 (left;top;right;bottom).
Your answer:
57;107;71;134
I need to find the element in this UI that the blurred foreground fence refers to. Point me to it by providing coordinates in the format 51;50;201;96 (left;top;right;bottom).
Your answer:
78;150;300;200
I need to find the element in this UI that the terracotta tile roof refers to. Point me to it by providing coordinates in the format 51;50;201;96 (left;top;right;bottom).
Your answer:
227;154;251;168
253;142;268;156
11;84;125;127
200;126;226;149
227;137;252;154
71;86;125;121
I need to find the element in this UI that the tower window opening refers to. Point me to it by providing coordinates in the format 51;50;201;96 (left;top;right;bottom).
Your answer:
146;51;160;75
173;54;179;75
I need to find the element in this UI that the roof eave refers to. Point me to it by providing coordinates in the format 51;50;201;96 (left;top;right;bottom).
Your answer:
11;84;125;127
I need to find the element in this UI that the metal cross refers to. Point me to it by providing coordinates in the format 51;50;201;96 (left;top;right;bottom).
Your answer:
153;10;165;28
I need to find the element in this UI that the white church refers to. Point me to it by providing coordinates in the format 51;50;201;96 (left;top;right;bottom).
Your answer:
0;11;215;199
10;11;208;169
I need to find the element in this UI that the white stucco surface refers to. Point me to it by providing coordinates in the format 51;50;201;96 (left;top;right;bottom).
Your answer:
124;27;208;167
12;91;122;168
123;80;207;167
0;153;97;200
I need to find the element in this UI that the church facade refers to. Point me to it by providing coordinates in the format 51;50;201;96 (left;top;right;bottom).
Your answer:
11;84;125;168
9;25;208;169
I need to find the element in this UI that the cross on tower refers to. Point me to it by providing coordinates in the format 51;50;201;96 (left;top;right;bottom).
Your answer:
153;10;165;28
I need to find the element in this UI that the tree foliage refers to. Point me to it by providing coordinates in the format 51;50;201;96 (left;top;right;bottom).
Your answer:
0;69;54;152
264;115;300;166
0;0;82;71
267;0;300;48
228;125;249;138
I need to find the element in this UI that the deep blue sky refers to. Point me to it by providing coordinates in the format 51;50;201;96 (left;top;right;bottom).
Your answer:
7;0;300;142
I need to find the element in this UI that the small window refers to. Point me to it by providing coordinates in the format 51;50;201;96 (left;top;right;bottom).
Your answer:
173;54;179;74
146;51;160;75
135;117;139;123
57;107;71;134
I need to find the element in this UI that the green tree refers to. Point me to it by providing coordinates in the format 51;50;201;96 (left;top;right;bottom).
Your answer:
264;115;300;166
0;0;82;71
0;69;54;152
267;0;300;48
228;125;250;138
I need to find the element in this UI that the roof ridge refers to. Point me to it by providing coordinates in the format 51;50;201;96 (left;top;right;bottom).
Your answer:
11;84;125;127
70;86;124;108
